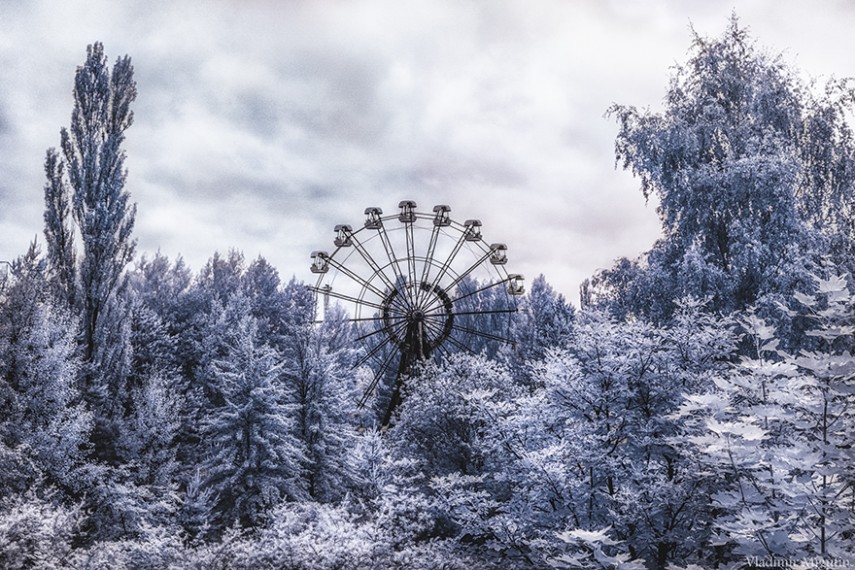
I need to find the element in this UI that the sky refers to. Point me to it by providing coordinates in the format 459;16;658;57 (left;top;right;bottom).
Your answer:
1;0;854;303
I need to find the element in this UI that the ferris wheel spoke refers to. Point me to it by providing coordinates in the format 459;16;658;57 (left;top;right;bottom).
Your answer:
420;309;452;320
354;319;406;343
439;330;478;356
421;314;456;349
418;316;446;341
324;255;387;300
450;275;515;304
450;323;515;346
309;286;385;311
347;231;396;291
389;292;409;313
421;248;496;314
421;318;453;342
403;218;418;302
432;340;455;361
450;308;519;317
384;317;411;342
424;226;470;304
357;349;400;409
344;315;395;323
435;249;494;305
376;224;411;309
351;332;400;370
417;284;454;317
415;224;442;307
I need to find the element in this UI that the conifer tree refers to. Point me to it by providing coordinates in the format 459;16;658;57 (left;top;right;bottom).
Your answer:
200;309;306;532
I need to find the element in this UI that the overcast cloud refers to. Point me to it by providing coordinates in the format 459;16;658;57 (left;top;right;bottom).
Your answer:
2;0;854;301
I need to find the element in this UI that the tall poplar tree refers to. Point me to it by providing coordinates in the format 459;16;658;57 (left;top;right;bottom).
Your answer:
42;148;76;308
43;41;137;365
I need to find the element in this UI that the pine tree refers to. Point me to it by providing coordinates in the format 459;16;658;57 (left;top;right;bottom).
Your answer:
285;304;357;502
0;245;90;498
511;274;575;369
199;310;305;532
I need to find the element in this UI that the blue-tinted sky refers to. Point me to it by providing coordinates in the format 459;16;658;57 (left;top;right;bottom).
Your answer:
1;0;853;302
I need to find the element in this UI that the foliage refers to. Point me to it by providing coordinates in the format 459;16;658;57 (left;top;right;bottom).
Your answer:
675;274;855;561
0;490;82;570
199;308;305;532
3;16;855;570
585;15;855;323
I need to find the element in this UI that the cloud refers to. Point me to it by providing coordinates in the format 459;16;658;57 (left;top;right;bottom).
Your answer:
2;0;855;299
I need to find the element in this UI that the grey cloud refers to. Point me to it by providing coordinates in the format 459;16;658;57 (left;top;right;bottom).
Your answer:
4;0;855;298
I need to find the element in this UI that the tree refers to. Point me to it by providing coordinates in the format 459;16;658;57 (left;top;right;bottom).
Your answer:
0;489;83;570
44;41;137;365
393;354;521;479
199;309;306;533
511;274;575;368
197;250;245;307
42;148;75;308
675;274;855;560
285;304;358;502
39;41;139;472
796;80;855;266
586;15;855;322
0;245;90;499
495;300;739;569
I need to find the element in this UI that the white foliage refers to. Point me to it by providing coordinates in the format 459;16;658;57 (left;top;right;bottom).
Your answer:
0;491;82;570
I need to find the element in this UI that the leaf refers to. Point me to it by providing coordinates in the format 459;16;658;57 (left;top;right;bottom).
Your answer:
793;290;816;307
558;526;618;545
705;418;767;440
805;325;855;341
547;553;587;568
816;274;850;302
741;314;776;340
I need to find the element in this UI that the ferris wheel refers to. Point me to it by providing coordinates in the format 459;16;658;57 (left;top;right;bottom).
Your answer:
309;201;525;425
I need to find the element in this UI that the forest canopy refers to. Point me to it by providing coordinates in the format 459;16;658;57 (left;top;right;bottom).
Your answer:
1;17;854;570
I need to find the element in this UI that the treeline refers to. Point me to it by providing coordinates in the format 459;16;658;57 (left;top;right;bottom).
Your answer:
0;16;854;570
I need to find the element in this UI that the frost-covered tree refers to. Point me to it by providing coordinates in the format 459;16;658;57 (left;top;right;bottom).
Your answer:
675;274;855;561
497;300;738;569
125;253;200;513
285;303;358;502
199;309;305;532
0;489;83;570
42;148;76;308
242;256;287;348
585;16;855;322
796;80;855;266
511;274;575;369
50;41;137;364
394;354;521;479
0;246;90;499
40;42;139;472
197;250;245;307
127;252;193;322
389;354;536;564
